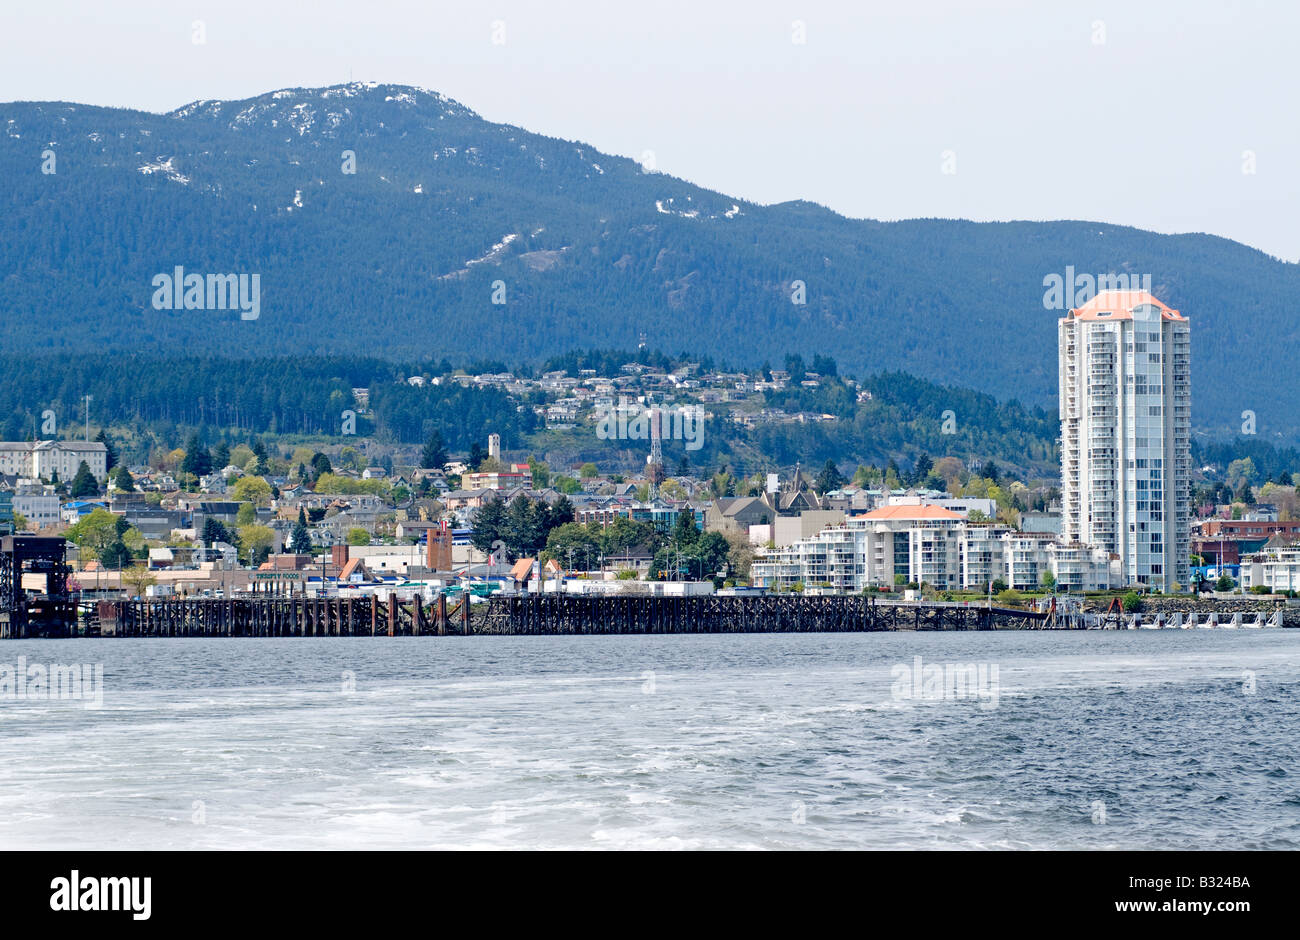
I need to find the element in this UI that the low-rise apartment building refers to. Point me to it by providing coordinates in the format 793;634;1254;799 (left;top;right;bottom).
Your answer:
1241;547;1300;593
751;505;1112;592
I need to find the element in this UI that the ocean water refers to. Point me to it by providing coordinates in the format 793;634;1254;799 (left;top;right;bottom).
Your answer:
1;631;1297;850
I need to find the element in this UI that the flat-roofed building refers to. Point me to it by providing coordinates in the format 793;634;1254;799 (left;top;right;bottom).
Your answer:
1241;545;1300;593
751;507;1112;593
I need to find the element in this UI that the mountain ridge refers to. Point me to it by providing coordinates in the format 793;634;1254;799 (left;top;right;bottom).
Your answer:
1;82;1295;439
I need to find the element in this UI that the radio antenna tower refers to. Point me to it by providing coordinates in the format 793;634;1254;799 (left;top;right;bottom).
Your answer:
646;404;665;495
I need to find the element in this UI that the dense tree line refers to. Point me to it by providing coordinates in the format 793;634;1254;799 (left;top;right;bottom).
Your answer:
0;354;534;452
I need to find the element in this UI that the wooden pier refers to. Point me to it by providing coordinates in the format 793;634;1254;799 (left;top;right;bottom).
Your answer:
92;592;475;638
478;594;1052;634
70;593;1053;638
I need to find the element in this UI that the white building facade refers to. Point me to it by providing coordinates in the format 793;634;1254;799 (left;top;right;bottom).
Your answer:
12;492;61;529
1059;290;1190;590
750;506;1112;592
1241;548;1300;593
0;441;109;483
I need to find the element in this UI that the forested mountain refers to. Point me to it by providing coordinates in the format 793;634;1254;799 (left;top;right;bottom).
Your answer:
2;82;1296;437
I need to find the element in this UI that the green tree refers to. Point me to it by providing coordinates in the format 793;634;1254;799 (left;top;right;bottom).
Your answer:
122;565;156;598
247;440;270;476
237;524;275;565
290;521;313;554
528;457;551;489
69;460;99;498
599;517;662;559
542;522;601;566
110;465;135;492
815;459;844;493
100;540;133;569
65;507;120;557
345;527;371;546
996;588;1024;607
421;432;447;470
202;518;232;545
503;496;548;558
313;474;389;496
470;497;507;556
553;475;581;495
659;478;687;500
1226;457;1257;492
180;433;212;478
95;429;117;472
579;462;599;479
671;510;701;549
913;453;934;484
231;475;272;506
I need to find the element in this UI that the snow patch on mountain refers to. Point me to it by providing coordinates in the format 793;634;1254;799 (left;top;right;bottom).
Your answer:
438;233;520;279
137;157;190;184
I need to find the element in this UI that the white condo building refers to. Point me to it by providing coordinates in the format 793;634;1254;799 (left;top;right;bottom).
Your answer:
1058;290;1191;590
750;505;1113;593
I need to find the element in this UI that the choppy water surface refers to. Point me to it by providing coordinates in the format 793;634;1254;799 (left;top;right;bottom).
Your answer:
1;631;1297;849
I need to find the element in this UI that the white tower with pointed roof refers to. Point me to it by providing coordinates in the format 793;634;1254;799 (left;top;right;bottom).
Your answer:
1059;290;1191;590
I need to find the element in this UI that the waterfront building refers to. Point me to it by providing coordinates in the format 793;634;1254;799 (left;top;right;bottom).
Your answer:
750;505;1113;592
1240;545;1300;593
1058;290;1191;590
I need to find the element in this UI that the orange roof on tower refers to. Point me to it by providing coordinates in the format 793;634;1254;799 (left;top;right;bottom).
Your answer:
1067;289;1184;321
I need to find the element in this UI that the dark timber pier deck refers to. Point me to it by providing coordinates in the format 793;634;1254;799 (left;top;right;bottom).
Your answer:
63;593;1054;638
480;595;1052;634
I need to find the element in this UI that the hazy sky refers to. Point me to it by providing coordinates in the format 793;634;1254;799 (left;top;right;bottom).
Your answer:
6;0;1297;260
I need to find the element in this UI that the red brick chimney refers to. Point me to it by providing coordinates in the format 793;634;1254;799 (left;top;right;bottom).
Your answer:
332;544;349;569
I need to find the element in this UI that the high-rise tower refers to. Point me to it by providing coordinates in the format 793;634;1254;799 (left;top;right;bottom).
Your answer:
1059;290;1191;590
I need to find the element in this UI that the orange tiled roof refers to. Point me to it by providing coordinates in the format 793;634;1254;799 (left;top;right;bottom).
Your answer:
1067;289;1184;321
857;505;964;521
